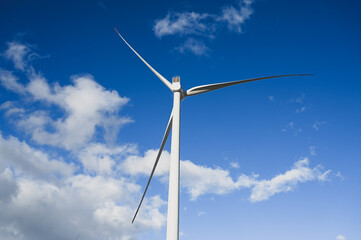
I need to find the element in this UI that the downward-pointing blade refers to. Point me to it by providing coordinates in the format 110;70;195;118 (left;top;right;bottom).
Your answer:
114;27;173;91
185;74;313;97
132;111;173;223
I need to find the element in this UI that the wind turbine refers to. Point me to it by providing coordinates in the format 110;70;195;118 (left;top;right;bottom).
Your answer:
114;27;311;240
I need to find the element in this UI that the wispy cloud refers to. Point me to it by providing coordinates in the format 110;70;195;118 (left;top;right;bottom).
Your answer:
0;69;25;93
336;172;345;180
249;158;330;202
153;0;255;55
218;0;254;33
230;161;240;169
3;41;31;71
295;93;305;104
282;121;302;134
336;235;346;240
296;106;306;113
197;211;206;217
312;120;326;131
176;38;210;56
309;146;317;156
154;12;215;38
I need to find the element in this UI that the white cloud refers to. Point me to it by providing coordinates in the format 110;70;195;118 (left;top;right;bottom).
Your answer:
181;160;253;200
295;93;305;104
25;74;131;150
154;12;215;38
79;143;137;175
230;161;240;168
0;173;165;240
336;235;346;240
218;0;254;33
176;38;210;56
282;121;302;134
3;42;31;70
197;211;206;216
0;132;75;179
0;41;168;239
121;149;171;177
296;106;306;113
153;0;254;55
313;120;326;131
0;168;19;203
122;150;330;202
336;172;345;180
309;146;317;156
0;69;25;93
0;132;165;240
1;42;132;150
249;158;330;202
154;1;254;38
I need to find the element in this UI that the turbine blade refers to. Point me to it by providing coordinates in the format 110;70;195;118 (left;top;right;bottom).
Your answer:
185;74;313;97
114;27;173;91
132;110;173;223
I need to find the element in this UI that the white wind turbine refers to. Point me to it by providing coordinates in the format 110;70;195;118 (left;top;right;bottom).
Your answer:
114;27;311;240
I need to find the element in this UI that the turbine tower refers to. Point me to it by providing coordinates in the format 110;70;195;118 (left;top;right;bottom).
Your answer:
114;27;311;240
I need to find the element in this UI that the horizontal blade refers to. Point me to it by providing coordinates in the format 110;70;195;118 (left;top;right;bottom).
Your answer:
114;27;173;91
185;74;313;97
132;110;173;223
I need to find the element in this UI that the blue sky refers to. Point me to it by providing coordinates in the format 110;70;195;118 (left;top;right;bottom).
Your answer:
0;0;360;239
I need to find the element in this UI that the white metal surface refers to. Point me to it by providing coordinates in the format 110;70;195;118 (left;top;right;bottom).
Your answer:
167;90;181;240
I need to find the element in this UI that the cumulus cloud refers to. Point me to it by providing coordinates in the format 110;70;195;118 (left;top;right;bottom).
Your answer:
0;174;165;240
121;149;171;177
0;130;166;239
123;150;330;202
153;0;255;55
0;133;75;179
0;41;167;239
0;168;19;203
79;143;137;175
25;74;131;150
1;42;132;150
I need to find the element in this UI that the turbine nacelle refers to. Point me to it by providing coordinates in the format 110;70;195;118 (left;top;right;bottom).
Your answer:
171;76;182;92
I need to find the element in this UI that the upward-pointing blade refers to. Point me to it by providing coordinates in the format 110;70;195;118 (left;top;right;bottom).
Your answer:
132;111;173;223
114;27;173;91
185;74;313;97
